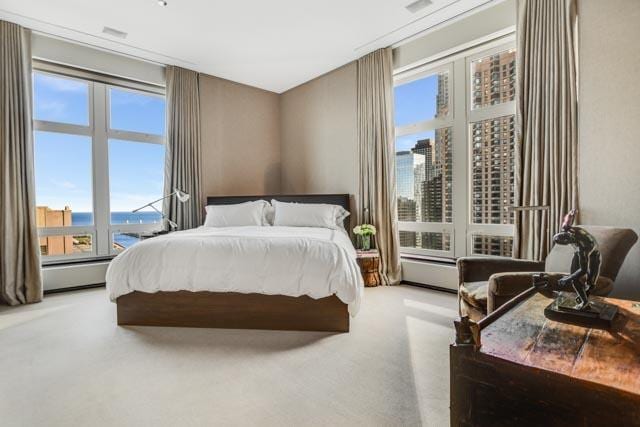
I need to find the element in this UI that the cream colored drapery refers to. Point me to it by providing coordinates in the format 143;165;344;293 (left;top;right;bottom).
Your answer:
514;0;579;261
0;21;43;305
357;48;401;285
164;66;203;230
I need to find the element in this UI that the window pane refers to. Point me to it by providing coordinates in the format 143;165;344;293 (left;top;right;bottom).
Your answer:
471;115;515;225
34;132;93;226
109;139;165;225
394;71;449;126
472;235;513;257
109;88;166;135
399;231;451;251
471;49;516;110
39;234;92;256
113;232;146;253
396;128;452;224
33;73;89;125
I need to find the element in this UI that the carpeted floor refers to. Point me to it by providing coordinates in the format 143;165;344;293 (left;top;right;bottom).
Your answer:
0;285;457;427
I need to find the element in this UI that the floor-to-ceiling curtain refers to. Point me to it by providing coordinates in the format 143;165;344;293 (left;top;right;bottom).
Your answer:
514;0;579;261
357;48;401;285
164;66;203;230
0;21;43;305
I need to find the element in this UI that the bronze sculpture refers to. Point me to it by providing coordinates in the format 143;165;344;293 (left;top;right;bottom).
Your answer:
532;210;617;328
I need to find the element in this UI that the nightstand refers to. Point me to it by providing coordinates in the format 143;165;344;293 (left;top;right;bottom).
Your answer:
356;249;381;287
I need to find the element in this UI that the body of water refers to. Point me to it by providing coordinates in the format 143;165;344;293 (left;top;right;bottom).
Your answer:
72;211;162;226
72;212;163;250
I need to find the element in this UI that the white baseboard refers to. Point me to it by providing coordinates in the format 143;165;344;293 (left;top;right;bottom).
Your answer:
42;262;109;291
401;258;458;291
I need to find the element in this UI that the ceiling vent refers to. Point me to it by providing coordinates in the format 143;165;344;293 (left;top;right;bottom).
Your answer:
405;0;433;13
102;26;128;39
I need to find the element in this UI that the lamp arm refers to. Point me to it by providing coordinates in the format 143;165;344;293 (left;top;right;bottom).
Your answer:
148;204;163;216
131;191;177;213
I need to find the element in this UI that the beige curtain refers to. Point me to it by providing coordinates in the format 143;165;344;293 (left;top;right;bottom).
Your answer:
164;66;203;230
0;21;43;305
514;0;579;261
357;48;401;285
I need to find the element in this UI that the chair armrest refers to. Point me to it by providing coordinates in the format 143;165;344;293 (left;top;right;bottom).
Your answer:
487;272;565;313
456;257;545;285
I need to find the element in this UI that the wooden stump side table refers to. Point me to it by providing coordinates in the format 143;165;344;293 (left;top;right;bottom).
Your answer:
356;249;381;287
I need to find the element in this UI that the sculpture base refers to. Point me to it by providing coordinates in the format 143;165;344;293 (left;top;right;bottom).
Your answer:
544;292;618;329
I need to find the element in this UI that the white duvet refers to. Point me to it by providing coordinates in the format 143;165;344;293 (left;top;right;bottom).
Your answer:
106;226;364;315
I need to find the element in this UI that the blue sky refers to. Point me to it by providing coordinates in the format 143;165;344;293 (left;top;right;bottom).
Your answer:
33;73;165;213
394;74;439;152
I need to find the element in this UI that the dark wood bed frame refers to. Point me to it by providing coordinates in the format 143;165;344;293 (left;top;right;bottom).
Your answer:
116;194;352;332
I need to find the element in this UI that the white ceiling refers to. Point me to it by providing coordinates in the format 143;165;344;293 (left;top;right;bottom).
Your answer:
0;0;498;93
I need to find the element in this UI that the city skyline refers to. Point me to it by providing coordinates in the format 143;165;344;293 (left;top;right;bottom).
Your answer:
395;71;451;251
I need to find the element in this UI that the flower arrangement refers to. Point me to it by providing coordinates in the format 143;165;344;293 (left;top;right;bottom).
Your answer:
353;224;376;251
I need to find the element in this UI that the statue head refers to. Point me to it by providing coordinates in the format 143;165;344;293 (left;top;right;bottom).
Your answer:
561;209;578;231
554;209;578;246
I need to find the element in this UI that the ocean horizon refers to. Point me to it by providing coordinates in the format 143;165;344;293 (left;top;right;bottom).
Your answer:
72;211;163;226
72;211;163;250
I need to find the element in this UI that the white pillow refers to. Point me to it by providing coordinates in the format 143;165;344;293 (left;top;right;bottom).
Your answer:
271;200;350;230
204;200;269;227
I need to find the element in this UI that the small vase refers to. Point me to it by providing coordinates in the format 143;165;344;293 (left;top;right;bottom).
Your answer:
361;235;371;251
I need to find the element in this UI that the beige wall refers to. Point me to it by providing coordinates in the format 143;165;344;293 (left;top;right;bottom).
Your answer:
280;62;358;199
578;0;640;298
199;74;281;200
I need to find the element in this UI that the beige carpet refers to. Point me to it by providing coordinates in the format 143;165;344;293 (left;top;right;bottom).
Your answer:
0;285;457;427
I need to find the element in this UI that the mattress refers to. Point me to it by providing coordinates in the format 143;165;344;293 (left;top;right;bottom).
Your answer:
106;226;364;315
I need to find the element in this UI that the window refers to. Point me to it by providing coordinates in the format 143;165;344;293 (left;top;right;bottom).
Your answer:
394;40;516;259
394;65;453;257
466;47;516;256
33;66;165;262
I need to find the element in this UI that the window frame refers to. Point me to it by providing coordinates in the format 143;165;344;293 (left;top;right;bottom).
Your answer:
394;62;455;258
33;62;166;264
393;34;516;260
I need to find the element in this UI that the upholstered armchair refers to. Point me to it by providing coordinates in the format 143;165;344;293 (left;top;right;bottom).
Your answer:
457;226;638;321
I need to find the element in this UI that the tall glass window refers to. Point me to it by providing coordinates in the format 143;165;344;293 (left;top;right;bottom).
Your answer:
394;66;454;257
393;43;516;259
33;66;166;262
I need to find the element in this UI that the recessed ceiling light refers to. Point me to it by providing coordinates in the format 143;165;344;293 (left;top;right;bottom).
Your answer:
405;0;432;13
157;0;168;6
102;26;127;39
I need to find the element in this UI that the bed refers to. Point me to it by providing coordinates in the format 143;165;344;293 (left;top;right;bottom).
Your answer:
107;194;362;332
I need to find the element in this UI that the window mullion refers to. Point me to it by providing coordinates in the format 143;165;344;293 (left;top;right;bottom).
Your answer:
92;82;111;257
452;57;468;258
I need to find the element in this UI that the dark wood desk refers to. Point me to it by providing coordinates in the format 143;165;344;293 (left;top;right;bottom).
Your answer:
450;290;640;426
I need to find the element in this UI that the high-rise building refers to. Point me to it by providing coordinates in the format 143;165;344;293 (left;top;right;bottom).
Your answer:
472;50;516;109
396;150;425;225
436;72;449;118
471;116;515;225
472;235;513;257
470;50;516;226
36;206;74;255
470;50;516;257
396;150;415;200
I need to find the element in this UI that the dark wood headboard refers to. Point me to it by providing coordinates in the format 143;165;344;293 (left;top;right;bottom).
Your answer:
206;194;351;229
